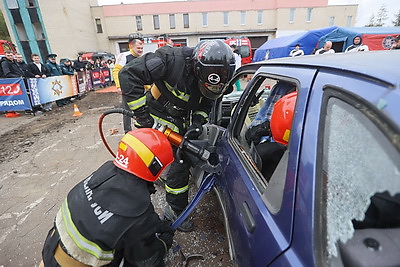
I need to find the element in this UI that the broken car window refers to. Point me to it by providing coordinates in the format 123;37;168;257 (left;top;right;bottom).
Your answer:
322;97;400;258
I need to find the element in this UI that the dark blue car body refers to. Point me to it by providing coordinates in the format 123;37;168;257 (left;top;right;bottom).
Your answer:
196;51;400;266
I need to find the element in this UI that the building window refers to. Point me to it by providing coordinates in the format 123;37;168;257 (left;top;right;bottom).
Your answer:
26;0;36;7
257;10;263;25
136;16;143;31
329;16;335;26
6;0;19;9
289;8;295;23
183;13;189;28
95;18;103;33
169;14;176;29
223;11;229;26
306;8;313;22
153;15;160;30
202;12;208;27
240;11;246;25
346;16;352;27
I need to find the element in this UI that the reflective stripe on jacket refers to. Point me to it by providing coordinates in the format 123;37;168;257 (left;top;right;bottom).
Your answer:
54;161;168;266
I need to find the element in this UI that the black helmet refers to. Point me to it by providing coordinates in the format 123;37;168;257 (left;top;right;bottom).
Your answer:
193;40;236;99
128;32;144;43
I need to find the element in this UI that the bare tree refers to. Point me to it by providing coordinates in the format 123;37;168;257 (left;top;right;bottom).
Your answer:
393;10;400;26
376;5;388;26
365;5;389;27
365;14;376;27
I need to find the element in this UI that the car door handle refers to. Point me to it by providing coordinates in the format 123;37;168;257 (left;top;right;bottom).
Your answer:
240;202;256;234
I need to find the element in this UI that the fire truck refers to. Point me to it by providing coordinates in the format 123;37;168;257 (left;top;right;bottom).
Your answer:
0;40;16;58
224;37;253;65
153;35;182;48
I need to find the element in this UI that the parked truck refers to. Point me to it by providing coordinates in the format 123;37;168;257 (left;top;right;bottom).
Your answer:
224;37;253;65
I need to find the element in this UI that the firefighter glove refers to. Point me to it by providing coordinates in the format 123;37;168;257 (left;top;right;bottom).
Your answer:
245;121;271;145
134;106;154;128
157;221;175;250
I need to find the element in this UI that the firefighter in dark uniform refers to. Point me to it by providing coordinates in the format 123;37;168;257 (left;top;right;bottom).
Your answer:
40;128;175;267
119;39;235;232
113;32;145;133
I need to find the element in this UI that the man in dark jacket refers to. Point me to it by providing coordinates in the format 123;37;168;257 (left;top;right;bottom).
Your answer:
15;53;34;77
40;128;175;267
60;58;75;75
45;54;62;76
73;55;86;72
119;39;235;231
46;54;69;107
60;58;76;103
1;50;25;78
28;53;48;78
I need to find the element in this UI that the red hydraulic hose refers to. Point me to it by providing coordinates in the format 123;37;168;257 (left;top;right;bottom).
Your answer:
98;108;134;158
98;112;116;158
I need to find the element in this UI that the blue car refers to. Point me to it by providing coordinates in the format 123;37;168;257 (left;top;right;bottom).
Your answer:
192;51;400;266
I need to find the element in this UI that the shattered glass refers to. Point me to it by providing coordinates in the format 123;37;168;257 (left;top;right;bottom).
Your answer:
322;98;400;258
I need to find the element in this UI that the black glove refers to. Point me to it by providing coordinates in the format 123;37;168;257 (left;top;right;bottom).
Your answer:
156;221;175;250
134;107;154;128
245;121;271;145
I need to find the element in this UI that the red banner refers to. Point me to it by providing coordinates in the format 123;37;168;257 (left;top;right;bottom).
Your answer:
0;83;23;96
361;34;399;51
91;68;111;87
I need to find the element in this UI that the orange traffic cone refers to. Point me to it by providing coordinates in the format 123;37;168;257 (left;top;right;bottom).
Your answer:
5;111;20;118
72;104;83;117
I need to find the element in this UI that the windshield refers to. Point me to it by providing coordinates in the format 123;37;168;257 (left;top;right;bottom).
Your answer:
239;45;250;58
2;42;12;52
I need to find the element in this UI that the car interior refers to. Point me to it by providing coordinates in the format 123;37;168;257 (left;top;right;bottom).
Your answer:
338;192;400;266
217;74;299;215
235;76;297;184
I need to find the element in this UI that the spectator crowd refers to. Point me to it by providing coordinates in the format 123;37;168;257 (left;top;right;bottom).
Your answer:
0;51;116;115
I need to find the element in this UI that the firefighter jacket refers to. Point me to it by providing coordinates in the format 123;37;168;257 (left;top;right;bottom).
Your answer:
119;45;213;134
113;50;139;88
54;161;169;266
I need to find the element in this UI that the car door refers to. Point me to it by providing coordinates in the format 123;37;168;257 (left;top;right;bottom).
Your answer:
215;65;317;266
298;70;400;266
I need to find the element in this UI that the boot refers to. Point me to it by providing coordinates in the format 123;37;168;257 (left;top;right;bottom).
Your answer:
163;205;194;232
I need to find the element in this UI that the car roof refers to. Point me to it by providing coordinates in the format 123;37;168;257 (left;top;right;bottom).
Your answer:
254;50;400;87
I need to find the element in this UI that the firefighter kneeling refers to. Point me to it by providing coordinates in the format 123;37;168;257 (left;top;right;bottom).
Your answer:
40;128;175;267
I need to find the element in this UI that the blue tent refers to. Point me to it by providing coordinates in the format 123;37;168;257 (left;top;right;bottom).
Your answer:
253;26;337;62
317;27;400;52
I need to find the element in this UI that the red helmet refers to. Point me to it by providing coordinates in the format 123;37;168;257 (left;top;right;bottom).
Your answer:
114;128;174;182
270;91;297;145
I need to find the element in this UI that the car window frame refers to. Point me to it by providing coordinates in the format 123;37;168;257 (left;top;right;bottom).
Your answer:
210;64;264;126
227;71;300;202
